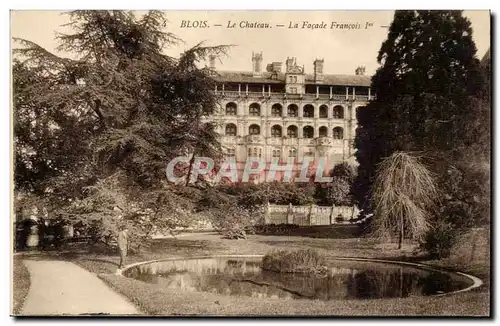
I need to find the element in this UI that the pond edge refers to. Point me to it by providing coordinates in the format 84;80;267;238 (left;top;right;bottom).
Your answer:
116;255;483;297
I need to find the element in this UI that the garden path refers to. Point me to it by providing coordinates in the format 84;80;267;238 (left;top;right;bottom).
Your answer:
20;259;140;316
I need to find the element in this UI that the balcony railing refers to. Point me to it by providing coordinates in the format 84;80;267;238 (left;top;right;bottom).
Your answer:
216;91;374;101
222;136;347;147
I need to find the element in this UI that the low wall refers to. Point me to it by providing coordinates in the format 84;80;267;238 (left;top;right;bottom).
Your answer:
264;203;361;226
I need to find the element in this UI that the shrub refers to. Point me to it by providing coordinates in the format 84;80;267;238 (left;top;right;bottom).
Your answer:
419;222;458;259
217;182;316;208
262;249;328;275
198;189;262;240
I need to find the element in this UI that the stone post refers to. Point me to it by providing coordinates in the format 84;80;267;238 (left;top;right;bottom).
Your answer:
330;205;335;225
287;203;294;224
309;204;314;226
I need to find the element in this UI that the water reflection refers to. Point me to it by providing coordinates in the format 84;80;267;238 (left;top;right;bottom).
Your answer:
123;257;471;301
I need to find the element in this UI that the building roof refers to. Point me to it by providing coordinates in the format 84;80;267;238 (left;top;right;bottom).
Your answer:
213;70;372;87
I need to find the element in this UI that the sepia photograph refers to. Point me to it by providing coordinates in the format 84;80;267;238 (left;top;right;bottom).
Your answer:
10;9;491;317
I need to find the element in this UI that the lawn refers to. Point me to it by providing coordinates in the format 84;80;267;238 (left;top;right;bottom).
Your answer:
12;256;31;315
64;228;490;316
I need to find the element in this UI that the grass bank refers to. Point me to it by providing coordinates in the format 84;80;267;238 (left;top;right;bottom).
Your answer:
89;274;491;316
64;227;489;316
12;256;30;315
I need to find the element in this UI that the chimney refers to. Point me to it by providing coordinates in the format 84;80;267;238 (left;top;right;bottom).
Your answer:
266;62;282;80
252;51;263;77
355;66;366;75
313;59;324;82
285;57;294;72
209;55;216;70
266;62;282;73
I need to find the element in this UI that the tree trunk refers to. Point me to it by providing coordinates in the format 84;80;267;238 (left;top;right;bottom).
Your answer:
185;153;197;186
398;214;404;249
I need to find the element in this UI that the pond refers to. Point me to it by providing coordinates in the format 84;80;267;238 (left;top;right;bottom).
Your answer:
123;256;473;301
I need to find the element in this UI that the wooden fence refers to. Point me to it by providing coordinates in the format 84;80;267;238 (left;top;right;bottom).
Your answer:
264;203;363;226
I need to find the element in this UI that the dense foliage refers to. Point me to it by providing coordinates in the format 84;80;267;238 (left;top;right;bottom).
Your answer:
13;10;230;248
315;162;355;206
217;182;316;208
419;222;458;259
354;10;490;233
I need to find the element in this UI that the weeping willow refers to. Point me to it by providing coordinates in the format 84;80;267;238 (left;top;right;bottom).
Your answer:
372;152;438;248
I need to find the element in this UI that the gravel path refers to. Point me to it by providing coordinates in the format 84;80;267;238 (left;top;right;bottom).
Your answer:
20;260;140;316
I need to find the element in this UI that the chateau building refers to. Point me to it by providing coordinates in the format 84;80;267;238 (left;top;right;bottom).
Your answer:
203;52;374;181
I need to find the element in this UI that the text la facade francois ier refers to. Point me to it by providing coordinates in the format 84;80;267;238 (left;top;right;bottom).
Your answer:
202;52;373;183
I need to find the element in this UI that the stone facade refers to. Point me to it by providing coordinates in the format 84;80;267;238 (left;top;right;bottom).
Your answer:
203;53;373;181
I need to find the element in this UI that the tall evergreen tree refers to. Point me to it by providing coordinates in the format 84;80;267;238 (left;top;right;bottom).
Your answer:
354;10;488;220
13;10;229;247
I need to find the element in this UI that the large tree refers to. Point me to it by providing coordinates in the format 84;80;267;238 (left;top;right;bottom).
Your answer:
354;10;489;225
13;10;228;247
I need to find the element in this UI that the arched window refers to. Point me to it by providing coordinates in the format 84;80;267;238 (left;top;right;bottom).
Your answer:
271;104;282;117
272;149;281;158
288;148;297;157
271;125;282;138
333;127;344;139
225;123;237;136
287;125;298;138
287;104;298;117
319;105;328;118
303;126;314;138
333;105;344;119
225;102;237;115
249;103;261;116
319;126;328;137
303;104;314;118
249;124;260;135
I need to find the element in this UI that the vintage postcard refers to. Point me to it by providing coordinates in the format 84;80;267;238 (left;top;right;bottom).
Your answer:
11;10;491;317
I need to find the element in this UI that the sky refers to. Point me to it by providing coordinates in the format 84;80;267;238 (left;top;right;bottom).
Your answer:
10;10;491;76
